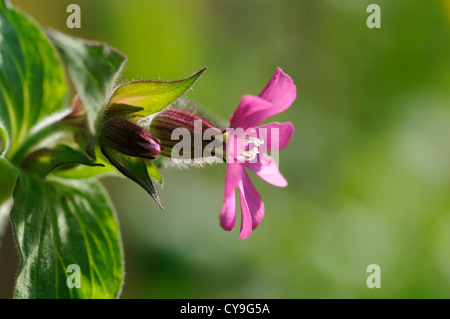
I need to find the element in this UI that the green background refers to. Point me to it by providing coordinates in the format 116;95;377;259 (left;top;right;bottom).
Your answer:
1;0;450;298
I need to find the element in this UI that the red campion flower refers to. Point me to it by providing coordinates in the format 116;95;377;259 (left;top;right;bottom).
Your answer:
220;67;296;238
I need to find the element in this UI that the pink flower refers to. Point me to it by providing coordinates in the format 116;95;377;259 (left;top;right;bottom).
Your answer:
220;67;296;239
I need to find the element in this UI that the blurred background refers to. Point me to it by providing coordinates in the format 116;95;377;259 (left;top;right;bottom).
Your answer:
1;0;450;298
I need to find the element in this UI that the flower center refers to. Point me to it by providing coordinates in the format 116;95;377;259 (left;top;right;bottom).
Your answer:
237;137;265;162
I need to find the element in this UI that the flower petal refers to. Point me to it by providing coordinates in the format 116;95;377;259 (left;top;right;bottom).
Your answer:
242;169;265;229
238;186;253;239
229;68;296;130
257;122;294;151
230;95;275;130
245;154;288;187
220;163;241;231
238;169;264;238
258;67;296;117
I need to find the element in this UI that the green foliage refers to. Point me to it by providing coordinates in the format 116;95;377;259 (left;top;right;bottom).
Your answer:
11;173;123;299
0;0;66;157
21;145;104;179
0;0;208;298
0;127;6;155
0;0;124;299
0;157;17;206
147;161;163;185
101;145;162;209
53;147;117;180
107;68;206;119
48;31;126;132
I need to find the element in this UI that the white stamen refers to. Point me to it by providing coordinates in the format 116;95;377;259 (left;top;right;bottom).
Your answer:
245;137;265;147
237;137;264;162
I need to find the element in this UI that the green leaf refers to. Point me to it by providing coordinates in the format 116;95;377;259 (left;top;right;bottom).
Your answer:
0;133;15;240
0;3;67;157
53;145;117;180
102;145;162;209
147;161;163;185
0;156;17;206
11;173;123;299
21;144;104;179
48;31;126;132
54;164;115;180
107;68;206;118
0;127;6;155
0;127;6;156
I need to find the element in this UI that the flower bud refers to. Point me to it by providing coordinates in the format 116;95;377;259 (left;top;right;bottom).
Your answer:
148;108;223;160
101;117;161;159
